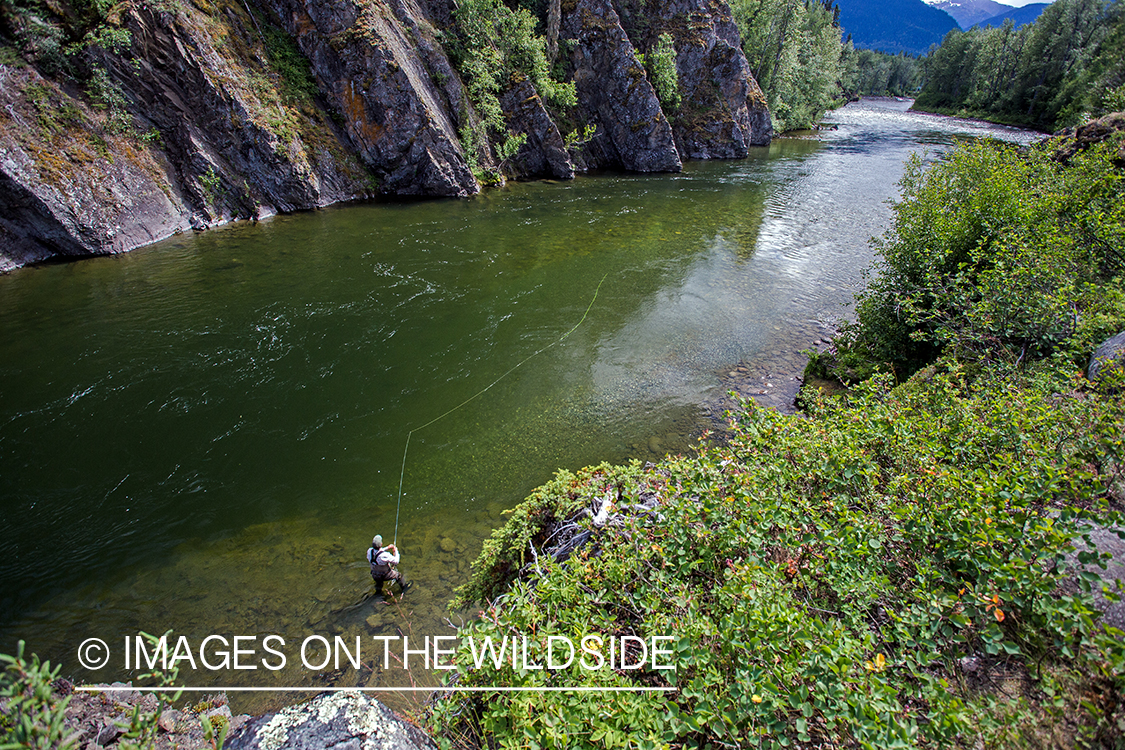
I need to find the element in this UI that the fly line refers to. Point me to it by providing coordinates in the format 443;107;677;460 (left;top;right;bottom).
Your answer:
393;274;609;544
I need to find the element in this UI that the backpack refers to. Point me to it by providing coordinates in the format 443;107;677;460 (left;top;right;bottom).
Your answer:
369;547;391;575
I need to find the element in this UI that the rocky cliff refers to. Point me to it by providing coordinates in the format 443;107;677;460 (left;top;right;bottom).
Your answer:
0;0;771;271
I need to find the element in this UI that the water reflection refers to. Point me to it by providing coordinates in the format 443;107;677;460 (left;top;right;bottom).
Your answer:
0;99;1039;712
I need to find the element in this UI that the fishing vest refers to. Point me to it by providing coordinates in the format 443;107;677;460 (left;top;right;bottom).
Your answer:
369;547;392;577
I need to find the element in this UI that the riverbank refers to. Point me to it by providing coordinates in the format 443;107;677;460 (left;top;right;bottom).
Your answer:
907;103;1052;132
0;0;772;272
420;117;1125;748
0;102;1049;744
426;358;1125;748
0;675;446;750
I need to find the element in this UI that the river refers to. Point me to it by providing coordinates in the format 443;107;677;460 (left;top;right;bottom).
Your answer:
0;99;1036;712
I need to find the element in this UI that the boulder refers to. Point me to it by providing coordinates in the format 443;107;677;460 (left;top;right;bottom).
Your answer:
227;692;438;750
1050;111;1125;166
1088;330;1125;385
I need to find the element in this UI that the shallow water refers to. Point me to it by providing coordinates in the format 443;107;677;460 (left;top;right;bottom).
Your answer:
0;99;1036;713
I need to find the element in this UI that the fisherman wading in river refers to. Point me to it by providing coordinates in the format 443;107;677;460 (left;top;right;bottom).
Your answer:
367;535;409;596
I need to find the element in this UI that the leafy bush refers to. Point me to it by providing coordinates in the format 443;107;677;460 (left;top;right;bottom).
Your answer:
430;361;1125;748
645;33;680;113
0;632;185;750
80;25;131;54
0;641;80;750
823;136;1125;382
455;462;642;606
451;0;575;122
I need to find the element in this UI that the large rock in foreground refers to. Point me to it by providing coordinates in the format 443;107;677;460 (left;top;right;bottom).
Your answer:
1089;330;1125;385
1051;111;1125;165
227;692;437;750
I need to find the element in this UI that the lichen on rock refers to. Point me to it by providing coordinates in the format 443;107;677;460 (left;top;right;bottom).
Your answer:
227;691;438;750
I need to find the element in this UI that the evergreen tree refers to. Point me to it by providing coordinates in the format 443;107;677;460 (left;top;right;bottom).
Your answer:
914;0;1124;130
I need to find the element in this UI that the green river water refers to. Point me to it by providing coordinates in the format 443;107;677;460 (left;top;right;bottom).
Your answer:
0;99;1037;713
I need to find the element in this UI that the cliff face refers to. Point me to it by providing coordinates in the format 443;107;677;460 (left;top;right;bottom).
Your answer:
615;0;771;157
0;0;771;271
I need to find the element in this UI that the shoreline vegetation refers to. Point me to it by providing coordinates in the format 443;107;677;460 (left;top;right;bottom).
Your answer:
4;121;1125;749
908;0;1124;134
420;120;1125;748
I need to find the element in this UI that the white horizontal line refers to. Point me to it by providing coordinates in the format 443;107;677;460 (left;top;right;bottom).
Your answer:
76;686;677;693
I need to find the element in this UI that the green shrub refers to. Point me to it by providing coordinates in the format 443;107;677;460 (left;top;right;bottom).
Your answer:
827;137;1125;382
431;56;1125;750
449;0;575;171
0;641;80;750
80;25;131;53
431;361;1125;748
645;33;680;113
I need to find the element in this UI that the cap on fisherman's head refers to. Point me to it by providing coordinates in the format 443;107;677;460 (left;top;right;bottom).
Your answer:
373;534;383;547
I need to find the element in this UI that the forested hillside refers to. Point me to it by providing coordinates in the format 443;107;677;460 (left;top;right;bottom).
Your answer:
840;47;922;97
914;0;1125;129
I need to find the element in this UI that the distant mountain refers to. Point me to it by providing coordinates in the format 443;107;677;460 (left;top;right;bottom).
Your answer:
837;0;960;55
973;2;1049;27
924;0;1010;28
